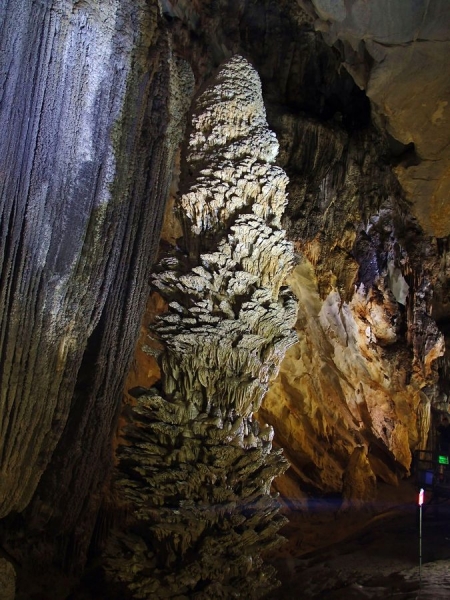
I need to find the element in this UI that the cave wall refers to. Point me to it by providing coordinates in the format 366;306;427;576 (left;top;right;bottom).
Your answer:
0;0;187;566
302;0;450;237
259;111;445;497
135;0;446;497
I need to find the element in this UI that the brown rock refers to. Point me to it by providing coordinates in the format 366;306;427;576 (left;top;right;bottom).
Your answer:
0;559;15;600
342;447;377;504
308;0;450;236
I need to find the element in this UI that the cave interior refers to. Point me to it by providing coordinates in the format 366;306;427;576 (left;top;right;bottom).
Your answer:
1;1;450;598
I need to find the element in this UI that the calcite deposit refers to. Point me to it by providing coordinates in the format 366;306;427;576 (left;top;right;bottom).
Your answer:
107;55;297;598
261;118;445;499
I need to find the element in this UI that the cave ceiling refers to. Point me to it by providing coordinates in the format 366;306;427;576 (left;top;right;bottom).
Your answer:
164;0;450;236
308;0;450;238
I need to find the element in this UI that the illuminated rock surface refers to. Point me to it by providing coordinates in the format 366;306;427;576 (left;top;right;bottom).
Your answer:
0;1;449;598
305;0;450;237
261;113;444;501
0;0;189;568
106;55;296;599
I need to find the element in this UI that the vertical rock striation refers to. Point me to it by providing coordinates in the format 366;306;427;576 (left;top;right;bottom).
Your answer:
108;56;297;598
0;0;189;566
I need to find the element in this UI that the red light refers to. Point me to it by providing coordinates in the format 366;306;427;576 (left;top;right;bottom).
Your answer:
418;488;425;506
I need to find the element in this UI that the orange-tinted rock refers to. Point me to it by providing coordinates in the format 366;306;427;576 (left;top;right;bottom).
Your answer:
342;447;377;504
124;292;166;402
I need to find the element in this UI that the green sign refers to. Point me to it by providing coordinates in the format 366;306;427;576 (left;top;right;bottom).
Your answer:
438;455;449;465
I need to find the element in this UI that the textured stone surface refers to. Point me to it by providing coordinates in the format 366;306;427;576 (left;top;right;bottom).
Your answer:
1;0;450;595
108;55;296;599
306;0;450;236
0;0;190;565
128;0;447;509
0;558;15;600
260;111;444;498
342;447;377;505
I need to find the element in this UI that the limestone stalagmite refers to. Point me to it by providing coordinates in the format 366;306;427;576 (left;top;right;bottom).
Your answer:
262;118;444;498
107;55;297;599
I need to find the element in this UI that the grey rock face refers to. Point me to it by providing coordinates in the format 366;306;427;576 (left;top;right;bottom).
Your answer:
0;0;186;564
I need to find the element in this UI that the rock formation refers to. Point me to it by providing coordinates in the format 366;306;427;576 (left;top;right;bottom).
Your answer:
0;0;449;597
260;119;444;498
302;0;450;237
0;0;189;567
107;55;297;599
142;0;447;500
0;558;15;600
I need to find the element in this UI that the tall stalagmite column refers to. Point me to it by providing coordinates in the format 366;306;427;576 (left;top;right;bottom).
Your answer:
0;0;190;569
108;56;298;598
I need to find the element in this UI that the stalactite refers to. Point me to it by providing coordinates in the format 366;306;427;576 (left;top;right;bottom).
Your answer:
105;55;297;599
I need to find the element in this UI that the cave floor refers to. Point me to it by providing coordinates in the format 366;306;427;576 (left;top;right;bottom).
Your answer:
265;479;450;599
14;480;450;599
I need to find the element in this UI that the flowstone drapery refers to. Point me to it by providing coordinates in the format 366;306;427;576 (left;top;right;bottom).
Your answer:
106;56;297;599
